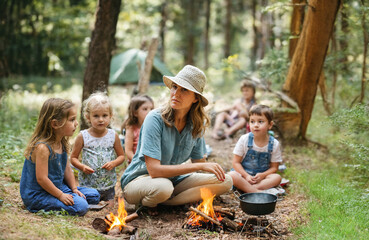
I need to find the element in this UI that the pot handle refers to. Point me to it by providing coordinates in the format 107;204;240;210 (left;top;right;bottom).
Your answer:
232;189;242;198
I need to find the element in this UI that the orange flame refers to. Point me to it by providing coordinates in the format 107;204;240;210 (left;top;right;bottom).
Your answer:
105;198;128;231
187;188;221;226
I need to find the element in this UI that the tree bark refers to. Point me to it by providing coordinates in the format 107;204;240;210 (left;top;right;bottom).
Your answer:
137;38;159;95
183;0;198;65
224;0;232;58
283;0;340;139
81;0;121;129
251;0;259;71
159;2;167;62
360;0;368;103
288;0;305;60
204;0;211;69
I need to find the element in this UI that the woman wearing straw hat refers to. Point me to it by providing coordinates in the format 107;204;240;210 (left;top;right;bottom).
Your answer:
120;65;232;213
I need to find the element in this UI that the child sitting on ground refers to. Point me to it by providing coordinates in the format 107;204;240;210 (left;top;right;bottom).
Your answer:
228;104;282;194
20;98;100;216
71;92;125;205
212;80;256;140
121;95;154;163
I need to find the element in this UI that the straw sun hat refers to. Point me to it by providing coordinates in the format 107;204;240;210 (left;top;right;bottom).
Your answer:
163;65;209;106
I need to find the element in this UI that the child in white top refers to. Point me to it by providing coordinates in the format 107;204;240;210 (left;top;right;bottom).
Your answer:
71;92;125;202
121;95;154;163
228;104;282;193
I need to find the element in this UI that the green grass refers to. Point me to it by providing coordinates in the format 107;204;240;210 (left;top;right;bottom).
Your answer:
288;165;369;239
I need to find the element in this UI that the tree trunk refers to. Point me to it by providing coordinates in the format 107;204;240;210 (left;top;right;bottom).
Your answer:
251;0;258;71
283;0;340;139
339;3;349;73
224;0;232;58
360;0;368;103
318;72;331;115
81;0;121;129
183;0;198;65
159;2;167;62
137;38;159;95
331;26;338;111
204;0;211;69
288;0;305;60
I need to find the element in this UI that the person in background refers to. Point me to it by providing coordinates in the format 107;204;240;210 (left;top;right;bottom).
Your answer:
20;98;100;216
71;92;125;205
212;80;256;140
121;95;154;163
228;104;282;194
121;65;233;215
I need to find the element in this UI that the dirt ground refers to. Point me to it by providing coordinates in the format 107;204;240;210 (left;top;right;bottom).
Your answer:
83;131;305;240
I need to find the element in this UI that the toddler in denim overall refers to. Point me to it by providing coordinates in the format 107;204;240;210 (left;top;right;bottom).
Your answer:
242;133;274;176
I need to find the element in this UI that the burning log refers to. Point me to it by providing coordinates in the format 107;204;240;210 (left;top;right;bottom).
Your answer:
92;218;108;233
220;217;240;231
213;206;235;220
125;212;139;223
92;217;137;235
189;206;221;226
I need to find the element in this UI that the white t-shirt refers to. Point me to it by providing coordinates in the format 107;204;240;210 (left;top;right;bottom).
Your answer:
233;133;282;163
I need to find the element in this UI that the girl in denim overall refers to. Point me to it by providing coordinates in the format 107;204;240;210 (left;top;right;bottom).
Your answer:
228;104;282;193
20;98;100;216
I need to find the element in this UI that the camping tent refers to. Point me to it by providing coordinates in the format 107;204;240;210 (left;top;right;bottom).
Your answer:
109;48;173;85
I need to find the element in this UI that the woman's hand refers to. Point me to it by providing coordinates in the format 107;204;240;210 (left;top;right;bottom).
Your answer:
201;162;226;182
59;193;74;206
83;165;94;174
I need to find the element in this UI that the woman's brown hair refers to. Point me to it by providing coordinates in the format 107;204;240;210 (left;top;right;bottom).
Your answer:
161;94;210;138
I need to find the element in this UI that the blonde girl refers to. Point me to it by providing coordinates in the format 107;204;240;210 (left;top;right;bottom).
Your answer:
20;98;100;216
71;92;125;202
121;95;154;163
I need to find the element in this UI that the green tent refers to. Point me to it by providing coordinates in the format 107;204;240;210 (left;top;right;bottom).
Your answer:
109;48;173;85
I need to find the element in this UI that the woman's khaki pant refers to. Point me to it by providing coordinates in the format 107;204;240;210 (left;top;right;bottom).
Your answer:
123;173;233;207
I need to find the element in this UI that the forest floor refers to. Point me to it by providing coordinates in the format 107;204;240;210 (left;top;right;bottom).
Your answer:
87;131;306;239
3;130;306;240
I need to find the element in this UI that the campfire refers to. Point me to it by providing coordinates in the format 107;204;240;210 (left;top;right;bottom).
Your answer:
183;188;281;238
92;198;138;236
185;188;222;230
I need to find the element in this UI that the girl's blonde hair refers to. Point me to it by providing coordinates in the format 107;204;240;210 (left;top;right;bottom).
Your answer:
24;98;75;159
121;95;154;131
82;91;113;126
161;94;210;138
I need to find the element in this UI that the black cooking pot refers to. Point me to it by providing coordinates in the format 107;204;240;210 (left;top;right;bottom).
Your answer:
239;192;277;215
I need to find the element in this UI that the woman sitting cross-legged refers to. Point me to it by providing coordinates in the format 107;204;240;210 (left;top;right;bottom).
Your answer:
120;65;233;215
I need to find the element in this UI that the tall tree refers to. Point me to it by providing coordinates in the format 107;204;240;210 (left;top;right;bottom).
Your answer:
283;0;340;139
159;2;167;62
288;0;305;60
204;0;211;69
81;0;121;129
224;0;232;58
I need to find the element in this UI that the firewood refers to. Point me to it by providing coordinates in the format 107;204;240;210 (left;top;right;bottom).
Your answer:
107;226;121;236
92;218;108;233
125;212;139;223
213;206;235;219
220;217;240;231
188;206;221;226
121;225;137;234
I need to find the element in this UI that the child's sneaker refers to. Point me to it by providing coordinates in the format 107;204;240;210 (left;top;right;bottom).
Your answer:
262;187;285;196
280;178;290;187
